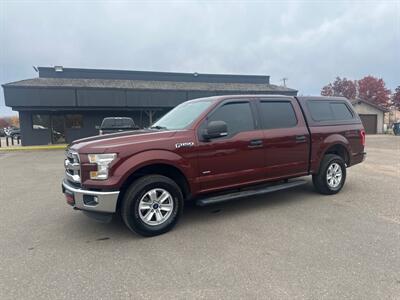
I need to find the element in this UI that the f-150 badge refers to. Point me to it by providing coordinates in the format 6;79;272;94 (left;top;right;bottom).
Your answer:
175;142;194;149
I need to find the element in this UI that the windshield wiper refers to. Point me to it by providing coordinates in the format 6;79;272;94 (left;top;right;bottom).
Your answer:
149;125;168;130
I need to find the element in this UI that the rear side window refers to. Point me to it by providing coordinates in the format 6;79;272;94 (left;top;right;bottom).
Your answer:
208;102;255;136
307;101;333;121
331;103;353;120
307;101;353;122
259;101;297;129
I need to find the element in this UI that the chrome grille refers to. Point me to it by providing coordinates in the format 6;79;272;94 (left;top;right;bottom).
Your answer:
65;150;81;183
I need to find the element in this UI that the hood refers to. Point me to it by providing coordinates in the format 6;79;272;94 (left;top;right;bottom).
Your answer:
69;129;178;154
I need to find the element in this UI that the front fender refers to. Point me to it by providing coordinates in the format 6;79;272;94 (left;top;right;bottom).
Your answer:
82;150;194;190
113;150;194;188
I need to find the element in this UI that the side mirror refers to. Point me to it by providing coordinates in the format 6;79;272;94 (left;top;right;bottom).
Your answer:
203;121;228;140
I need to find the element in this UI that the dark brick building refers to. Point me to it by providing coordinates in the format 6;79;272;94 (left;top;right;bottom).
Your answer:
2;66;297;145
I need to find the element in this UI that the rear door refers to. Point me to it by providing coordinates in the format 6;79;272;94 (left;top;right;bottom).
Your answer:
196;100;265;192
256;98;309;179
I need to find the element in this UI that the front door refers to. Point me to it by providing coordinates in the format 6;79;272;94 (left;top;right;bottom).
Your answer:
196;100;265;192
51;115;66;144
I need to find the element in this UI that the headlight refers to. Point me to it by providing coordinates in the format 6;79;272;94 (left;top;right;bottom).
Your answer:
88;153;117;180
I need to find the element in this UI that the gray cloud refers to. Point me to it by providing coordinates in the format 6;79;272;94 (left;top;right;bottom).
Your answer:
1;0;399;116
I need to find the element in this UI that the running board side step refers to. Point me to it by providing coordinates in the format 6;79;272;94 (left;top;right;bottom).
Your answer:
196;180;307;207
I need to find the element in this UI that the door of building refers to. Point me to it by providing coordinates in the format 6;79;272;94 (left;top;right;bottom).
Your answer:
359;114;377;134
51;115;66;144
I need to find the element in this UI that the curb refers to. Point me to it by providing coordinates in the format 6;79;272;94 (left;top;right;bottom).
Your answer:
0;144;67;151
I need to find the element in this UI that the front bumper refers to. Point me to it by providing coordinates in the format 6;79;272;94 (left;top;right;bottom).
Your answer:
62;180;119;213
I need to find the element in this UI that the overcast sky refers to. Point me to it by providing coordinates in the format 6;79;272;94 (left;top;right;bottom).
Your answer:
0;0;399;116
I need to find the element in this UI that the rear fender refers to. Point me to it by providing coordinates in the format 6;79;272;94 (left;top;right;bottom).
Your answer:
313;134;351;173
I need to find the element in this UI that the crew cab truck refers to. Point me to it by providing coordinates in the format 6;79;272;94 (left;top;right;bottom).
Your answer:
62;95;366;236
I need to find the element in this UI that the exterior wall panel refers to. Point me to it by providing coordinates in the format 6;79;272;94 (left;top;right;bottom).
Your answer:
77;89;126;107
19;111;52;146
126;90;186;107
4;87;75;107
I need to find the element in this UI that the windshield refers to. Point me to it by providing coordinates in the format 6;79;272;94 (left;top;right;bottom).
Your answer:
151;100;213;130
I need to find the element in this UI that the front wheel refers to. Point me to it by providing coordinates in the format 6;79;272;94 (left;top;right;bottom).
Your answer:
121;175;183;237
312;154;347;195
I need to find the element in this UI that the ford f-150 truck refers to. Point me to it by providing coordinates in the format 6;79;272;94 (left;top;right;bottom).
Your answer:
62;95;366;236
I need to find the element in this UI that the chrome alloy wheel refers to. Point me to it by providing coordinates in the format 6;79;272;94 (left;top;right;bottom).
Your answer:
326;162;342;188
138;188;174;226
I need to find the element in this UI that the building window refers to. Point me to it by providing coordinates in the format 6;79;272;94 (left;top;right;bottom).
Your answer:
66;114;83;129
32;114;50;130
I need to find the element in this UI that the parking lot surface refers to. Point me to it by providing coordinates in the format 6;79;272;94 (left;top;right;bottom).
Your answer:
0;135;399;299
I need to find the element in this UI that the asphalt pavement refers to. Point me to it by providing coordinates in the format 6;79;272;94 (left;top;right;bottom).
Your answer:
0;135;399;299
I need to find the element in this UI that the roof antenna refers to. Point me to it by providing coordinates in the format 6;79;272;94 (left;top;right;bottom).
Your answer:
280;77;288;87
32;66;38;72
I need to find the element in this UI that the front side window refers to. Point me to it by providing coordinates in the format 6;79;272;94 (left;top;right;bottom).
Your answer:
207;102;255;136
32;114;50;130
152;100;213;130
66;114;83;129
259;101;297;129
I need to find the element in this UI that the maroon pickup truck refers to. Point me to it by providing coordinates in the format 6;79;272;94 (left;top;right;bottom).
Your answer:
62;95;366;236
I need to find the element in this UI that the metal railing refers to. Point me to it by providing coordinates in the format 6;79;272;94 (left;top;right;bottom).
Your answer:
0;136;21;148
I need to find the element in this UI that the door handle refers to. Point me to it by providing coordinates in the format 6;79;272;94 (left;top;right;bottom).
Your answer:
295;135;307;142
248;139;263;148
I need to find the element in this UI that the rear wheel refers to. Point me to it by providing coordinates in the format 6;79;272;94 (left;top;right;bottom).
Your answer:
121;175;183;237
312;154;346;195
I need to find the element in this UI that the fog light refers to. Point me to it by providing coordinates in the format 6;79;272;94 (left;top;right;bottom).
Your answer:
65;192;75;206
83;195;99;206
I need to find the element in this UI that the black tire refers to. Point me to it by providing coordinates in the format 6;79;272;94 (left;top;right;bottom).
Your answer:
121;175;183;237
312;154;347;195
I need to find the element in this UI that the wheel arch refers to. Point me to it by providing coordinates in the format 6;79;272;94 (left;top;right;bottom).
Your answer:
313;133;351;174
313;143;350;175
116;163;191;211
324;144;350;166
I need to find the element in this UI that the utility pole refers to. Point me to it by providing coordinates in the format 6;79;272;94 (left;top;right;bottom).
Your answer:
280;77;288;87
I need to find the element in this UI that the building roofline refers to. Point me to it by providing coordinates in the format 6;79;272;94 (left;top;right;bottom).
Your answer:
350;98;389;112
36;66;272;84
2;77;297;93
